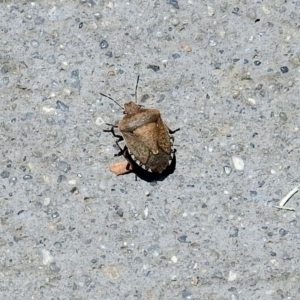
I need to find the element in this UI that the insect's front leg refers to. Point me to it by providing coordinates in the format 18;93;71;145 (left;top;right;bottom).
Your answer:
103;123;125;157
168;127;180;134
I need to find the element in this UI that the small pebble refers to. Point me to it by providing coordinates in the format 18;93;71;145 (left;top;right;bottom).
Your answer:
99;40;109;49
107;70;115;76
23;174;32;180
0;170;10;178
228;270;237;281
246;8;256;19
102;265;121;279
148;245;162;256
2;77;9;85
279;112;288;122
168;0;179;9
47;55;56;65
178;235;188;243
94;12;102;20
56;100;69;112
40;248;54;265
9;177;18;186
1;65;8;73
52;212;59;218
171;18;180;26
34;16;45;25
223;166;232;175
56;161;71;173
171;255;178;263
142;206;149;220
172;53;181;59
147;65;160;72
279;228;288;236
232;155;245;171
181;44;192;52
182;288;193;299
208;36;217;46
247;98;256;105
207;6;215;16
254;61;261;66
280;66;289;73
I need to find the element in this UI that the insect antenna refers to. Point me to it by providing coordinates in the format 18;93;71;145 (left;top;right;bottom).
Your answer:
134;75;140;103
100;93;123;110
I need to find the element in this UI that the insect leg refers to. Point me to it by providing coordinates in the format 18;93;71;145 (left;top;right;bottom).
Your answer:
103;125;125;156
168;127;180;134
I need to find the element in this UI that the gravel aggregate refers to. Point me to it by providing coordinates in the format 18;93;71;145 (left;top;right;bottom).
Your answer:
1;1;300;299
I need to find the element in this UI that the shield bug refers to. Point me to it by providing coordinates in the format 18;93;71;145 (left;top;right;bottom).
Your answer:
101;76;179;179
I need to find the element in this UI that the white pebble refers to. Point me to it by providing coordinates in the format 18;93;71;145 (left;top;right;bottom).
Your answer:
228;270;237;281
171;255;178;263
40;249;54;265
207;6;215;16
232;155;245;171
142;206;149;220
247;98;256;105
95;116;105;126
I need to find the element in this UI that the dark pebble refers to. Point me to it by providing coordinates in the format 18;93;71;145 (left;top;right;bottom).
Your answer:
1;65;8;73
172;53;181;59
182;288;193;299
56;100;69;112
2;77;8;85
23;174;32;180
49;262;60;272
79;22;83;28
99;40;109;49
34;16;45;25
147;65;160;72
105;51;113;57
58;119;67;127
280;66;289;73
270;251;276;256
168;0;179;9
46;117;55;126
178;235;189;243
279;228;288;236
254;61;261;66
232;7;239;14
31;52;43;60
244;59;249;64
52;212;59;218
230;228;239;237
71;69;79;79
56;161;71;173
57;224;65;231
57;175;67;183
116;208;124;217
250;190;257;196
1;170;10;178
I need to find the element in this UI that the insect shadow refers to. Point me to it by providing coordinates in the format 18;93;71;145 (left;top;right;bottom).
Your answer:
101;76;179;182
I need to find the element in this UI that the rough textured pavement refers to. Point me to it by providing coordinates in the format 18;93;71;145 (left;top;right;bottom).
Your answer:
1;1;300;299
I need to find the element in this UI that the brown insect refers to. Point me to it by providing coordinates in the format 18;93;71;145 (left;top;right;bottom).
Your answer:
101;76;179;179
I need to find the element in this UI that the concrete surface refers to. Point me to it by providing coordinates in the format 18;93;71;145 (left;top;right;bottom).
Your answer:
1;1;300;299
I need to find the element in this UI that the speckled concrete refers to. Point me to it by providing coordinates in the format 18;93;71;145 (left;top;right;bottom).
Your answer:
1;1;300;299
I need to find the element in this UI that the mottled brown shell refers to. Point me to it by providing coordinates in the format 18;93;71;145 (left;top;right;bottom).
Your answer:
118;102;173;173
